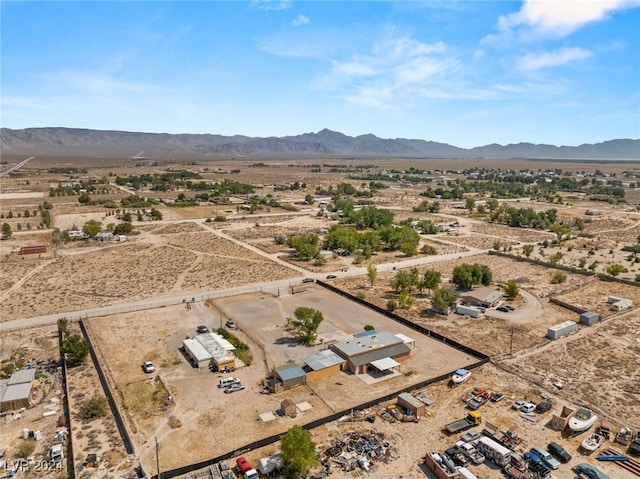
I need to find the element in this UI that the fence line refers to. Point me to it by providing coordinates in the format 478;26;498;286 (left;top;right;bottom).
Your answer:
151;282;490;479
78;320;137;457
488;250;639;288
58;330;76;479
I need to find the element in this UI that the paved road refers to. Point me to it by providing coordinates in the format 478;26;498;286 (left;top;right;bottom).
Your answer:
0;156;34;178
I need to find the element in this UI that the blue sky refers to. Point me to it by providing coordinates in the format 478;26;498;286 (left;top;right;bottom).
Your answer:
2;1;639;148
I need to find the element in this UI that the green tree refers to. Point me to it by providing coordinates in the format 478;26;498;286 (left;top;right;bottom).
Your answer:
606;263;627;277
113;222;134;235
61;334;90;366
421;270;441;295
1;222;12;239
287;234;321;261
367;264;377;287
401;240;418;257
78;192;91;205
57;317;70;336
280;425;319;478
397;291;415;309
522;244;534;258
465;197;475;212
588;261;599;273
503;280;520;299
391;270;413;292
551;222;571;243
486;198;499;212
431;288;458;312
82;219;102;238
288;307;324;345
304;194;314;205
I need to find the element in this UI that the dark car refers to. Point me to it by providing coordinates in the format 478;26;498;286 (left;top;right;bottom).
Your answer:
496;306;510;312
490;393;505;402
505;305;515;311
225;320;237;330
302;278;315;283
196;325;209;334
547;442;572;463
629;436;640;456
573;462;609;479
535;401;552;413
326;274;337;279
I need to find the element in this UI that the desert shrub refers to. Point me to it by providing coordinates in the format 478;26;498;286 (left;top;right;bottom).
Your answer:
355;292;366;300
386;300;397;311
16;438;37;458
364;324;375;331
550;272;567;284
78;396;109;420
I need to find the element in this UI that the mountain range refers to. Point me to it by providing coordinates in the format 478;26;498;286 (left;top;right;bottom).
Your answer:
1;127;638;159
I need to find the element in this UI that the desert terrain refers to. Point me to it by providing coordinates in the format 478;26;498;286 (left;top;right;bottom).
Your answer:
1;154;639;479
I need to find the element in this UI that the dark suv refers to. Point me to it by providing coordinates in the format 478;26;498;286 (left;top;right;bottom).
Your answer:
196;325;209;334
547;442;572;463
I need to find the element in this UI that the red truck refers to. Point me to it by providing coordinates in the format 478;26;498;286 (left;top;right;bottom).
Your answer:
236;457;259;479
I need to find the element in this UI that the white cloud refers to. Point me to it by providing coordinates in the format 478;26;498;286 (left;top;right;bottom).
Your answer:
497;0;640;38
249;0;292;11
517;47;592;70
292;14;309;27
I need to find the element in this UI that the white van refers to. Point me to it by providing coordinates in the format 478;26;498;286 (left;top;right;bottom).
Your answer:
218;377;240;389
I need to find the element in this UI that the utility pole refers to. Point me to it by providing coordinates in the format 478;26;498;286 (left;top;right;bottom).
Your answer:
155;436;161;479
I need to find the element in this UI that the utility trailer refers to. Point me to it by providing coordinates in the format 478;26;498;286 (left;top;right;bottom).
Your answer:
444;412;482;434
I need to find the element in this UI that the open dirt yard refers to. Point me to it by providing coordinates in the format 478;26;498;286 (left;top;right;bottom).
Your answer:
86;287;481;473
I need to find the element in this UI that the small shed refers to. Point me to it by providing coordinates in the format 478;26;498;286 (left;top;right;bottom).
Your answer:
547;320;577;340
273;363;306;390
280;399;296;417
0;382;32;411
397;392;426;419
579;311;600;326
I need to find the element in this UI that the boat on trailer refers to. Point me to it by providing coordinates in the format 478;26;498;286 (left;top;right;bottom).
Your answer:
452;369;472;386
582;433;605;452
569;407;598;432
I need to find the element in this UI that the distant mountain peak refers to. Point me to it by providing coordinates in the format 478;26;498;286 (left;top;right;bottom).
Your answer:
1;127;638;159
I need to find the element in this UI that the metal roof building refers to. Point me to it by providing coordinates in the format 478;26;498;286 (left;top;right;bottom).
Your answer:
330;331;411;375
304;349;346;381
460;287;502;308
272;363;307;392
181;333;236;370
7;369;35;385
1;371;34;412
547;320;577;340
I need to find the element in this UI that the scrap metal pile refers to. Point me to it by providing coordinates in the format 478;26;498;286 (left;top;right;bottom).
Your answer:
321;429;398;475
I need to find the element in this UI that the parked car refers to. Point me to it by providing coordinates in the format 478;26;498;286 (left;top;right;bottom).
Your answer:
225;320;237;329
520;403;536;414
530;446;561;470
142;361;155;373
491;393;505;402
547;442;572;463
302;277;315;283
196;325;209;334
505;305;515;311
496;306;510;312
535;401;552;413
573;462;610;479
218;377;240;389
224;383;245;394
326;274;337;279
629;434;640;456
512;399;527;410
